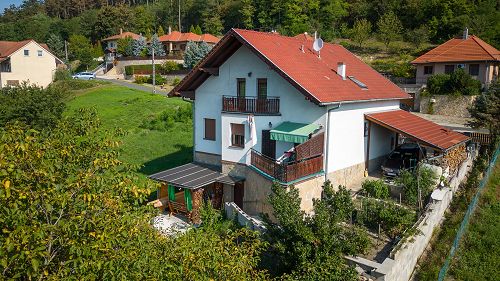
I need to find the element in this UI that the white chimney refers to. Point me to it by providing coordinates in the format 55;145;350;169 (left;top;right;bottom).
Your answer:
337;62;346;80
168;26;172;35
463;27;469;39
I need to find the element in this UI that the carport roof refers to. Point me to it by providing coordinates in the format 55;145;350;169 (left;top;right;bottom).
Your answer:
148;162;241;189
365;110;470;151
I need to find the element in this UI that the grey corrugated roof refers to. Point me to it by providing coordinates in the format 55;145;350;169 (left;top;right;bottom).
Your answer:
148;163;241;189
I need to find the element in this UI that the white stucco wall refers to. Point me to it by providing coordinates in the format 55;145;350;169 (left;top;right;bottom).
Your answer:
0;41;58;88
415;62;493;85
326;100;400;174
194;45;327;164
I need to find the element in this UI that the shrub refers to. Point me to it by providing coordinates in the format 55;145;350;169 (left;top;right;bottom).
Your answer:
147;74;166;85
53;68;72;81
396;167;437;206
125;65;134;76
161;61;181;72
134;75;148;84
171;77;181;86
361;179;390;199
427;69;482;96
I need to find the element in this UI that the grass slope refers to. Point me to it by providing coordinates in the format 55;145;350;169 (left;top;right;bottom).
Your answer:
65;85;192;176
448;160;500;280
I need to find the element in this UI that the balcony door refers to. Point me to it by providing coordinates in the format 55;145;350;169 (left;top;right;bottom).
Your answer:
237;78;246;112
261;130;276;159
257;78;267;113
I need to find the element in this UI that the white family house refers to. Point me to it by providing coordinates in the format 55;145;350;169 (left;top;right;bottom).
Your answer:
0;39;63;88
149;29;469;223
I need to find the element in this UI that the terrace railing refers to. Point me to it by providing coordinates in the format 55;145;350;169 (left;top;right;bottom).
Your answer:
251;149;323;183
222;96;280;115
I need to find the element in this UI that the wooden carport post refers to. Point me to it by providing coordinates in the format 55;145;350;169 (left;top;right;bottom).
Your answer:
365;120;372;172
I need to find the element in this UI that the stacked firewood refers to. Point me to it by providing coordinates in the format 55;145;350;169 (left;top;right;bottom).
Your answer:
191;188;204;224
442;144;467;174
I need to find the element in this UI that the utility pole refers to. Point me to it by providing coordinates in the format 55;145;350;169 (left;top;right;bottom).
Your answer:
64;40;68;62
178;0;181;32
152;42;156;94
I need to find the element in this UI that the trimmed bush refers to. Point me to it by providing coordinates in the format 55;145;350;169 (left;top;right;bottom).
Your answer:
53;68;72;81
361;179;390;199
124;62;184;75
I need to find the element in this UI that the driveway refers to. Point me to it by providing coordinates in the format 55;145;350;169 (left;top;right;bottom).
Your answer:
98;78;172;96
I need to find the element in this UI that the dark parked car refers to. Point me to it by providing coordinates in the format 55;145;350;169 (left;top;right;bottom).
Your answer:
381;143;425;177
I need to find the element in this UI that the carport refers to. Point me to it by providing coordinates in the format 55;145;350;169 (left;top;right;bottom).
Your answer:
364;109;470;171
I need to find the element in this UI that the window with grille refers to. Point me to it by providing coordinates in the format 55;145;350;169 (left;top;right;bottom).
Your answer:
231;123;245;148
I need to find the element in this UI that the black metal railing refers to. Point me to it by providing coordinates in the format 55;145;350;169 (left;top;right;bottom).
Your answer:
222;95;280;114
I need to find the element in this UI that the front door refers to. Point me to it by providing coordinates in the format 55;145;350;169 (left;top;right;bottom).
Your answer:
234;182;244;208
261;130;276;159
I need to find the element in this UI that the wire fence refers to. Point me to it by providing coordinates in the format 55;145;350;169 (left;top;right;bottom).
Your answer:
438;145;500;280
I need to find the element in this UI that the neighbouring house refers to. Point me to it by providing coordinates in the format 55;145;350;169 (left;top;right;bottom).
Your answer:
0;39;63;88
101;29;141;60
149;29;470;223
412;29;500;86
159;28;219;53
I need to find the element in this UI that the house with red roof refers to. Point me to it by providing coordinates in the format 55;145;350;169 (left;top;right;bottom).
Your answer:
101;29;141;60
0;39;63;88
147;29;469;221
158;28;219;53
412;30;500;86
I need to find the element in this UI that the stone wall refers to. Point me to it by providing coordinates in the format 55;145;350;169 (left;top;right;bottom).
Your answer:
221;160;247;178
242;168;273;216
194;151;221;168
295;176;324;213
420;95;476;118
326;162;366;190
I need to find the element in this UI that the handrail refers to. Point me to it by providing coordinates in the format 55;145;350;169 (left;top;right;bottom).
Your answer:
222;95;280;114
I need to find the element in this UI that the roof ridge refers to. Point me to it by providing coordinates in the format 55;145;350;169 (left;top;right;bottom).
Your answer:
470;35;499;59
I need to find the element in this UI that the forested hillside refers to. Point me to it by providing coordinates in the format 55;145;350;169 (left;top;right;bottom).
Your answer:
1;0;499;48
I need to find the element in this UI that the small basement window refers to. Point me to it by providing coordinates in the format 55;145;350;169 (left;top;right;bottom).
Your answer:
348;76;368;89
231;123;245;148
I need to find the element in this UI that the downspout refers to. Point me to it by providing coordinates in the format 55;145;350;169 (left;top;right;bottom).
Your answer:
324;103;342;182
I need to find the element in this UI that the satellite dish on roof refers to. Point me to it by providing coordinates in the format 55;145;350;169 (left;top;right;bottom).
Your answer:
313;38;323;52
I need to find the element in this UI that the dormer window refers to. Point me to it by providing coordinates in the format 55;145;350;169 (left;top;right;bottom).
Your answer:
24;50;29;56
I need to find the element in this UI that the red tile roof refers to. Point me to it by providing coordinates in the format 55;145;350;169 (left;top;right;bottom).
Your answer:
294;32;314;41
365;110;469;151
158;31;219;44
0;40;62;63
412;35;500;64
102;31;141;42
171;29;410;104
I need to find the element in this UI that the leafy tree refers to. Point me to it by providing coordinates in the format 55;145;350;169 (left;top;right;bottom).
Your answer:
117;36;134;56
149;34;166;56
469;80;500;138
195;25;203;35
350;18;372;48
282;0;309;35
93;41;104;58
396;166;437;206
94;6;133;41
427;69;482;96
361;179;389;199
377;11;403;50
189;24;196;33
0;84;66;129
262;181;369;278
157;25;165;36
407;25;429;49
0;109;269;280
46;33;65;59
240;0;255;29
183;41;212;69
132;36;147;57
68;34;94;70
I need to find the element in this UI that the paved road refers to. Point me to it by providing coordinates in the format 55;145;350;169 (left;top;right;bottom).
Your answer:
98;78;171;96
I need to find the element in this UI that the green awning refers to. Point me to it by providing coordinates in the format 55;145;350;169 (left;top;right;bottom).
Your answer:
270;122;320;143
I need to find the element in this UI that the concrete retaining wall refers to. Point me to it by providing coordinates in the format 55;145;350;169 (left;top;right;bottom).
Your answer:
224;202;266;233
114;58;184;74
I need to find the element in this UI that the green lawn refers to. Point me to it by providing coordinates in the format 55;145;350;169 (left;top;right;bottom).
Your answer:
448;159;500;280
65;85;193;176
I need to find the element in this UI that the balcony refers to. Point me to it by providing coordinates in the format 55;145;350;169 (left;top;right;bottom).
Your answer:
222;95;280;115
251;149;323;183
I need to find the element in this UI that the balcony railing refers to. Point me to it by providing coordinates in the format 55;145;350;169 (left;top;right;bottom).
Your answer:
250;149;323;183
222;95;280;114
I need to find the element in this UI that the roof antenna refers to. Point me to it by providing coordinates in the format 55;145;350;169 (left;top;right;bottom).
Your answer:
313;31;324;59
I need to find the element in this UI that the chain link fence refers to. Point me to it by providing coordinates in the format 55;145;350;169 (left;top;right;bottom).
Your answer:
438;145;500;280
